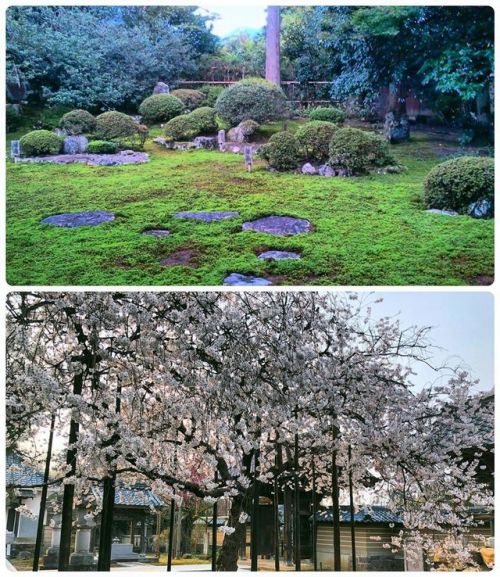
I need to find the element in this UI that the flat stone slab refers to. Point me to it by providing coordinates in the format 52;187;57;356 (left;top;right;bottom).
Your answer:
161;249;197;267
17;152;149;166
173;211;239;222
426;209;459;217
223;273;272;286
41;211;115;227
258;250;301;260
142;229;170;237
242;216;312;235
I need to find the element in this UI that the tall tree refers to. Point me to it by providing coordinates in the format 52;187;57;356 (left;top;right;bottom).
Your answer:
265;6;281;85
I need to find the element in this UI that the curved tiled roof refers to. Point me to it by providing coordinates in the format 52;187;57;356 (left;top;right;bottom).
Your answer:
6;453;45;487
91;484;165;508
317;505;403;525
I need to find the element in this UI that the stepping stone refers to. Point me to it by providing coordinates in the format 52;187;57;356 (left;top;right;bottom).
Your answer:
223;273;272;286
142;229;170;237
41;211;115;227
242;216;311;235
258;250;301;260
426;209;458;217
173;211;239;222
161;249;197;267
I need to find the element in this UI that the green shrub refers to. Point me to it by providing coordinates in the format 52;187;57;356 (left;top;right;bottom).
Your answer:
295;121;338;162
199;84;225;107
328;127;394;174
189;107;218;134
164;114;200;141
170;89;205;111
423;156;494;213
215;77;288;125
87;140;118;154
260;131;300;171
138;94;184;123
59;109;96;135
95;111;137;140
309;106;346;124
6;106;21;133
19;130;62;156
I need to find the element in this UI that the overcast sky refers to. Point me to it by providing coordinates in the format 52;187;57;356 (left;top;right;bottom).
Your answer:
197;4;267;37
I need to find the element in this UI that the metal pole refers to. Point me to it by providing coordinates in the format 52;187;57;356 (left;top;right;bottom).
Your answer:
312;459;318;572
348;446;356;571
212;473;218;571
33;414;56;571
167;497;175;571
251;451;260;572
274;449;280;572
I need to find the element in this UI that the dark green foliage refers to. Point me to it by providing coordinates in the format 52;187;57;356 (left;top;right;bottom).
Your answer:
59;109;96;135
238;119;260;139
189;107;218;134
199;85;225;107
19;129;62;156
87;140;118;154
170;89;205;111
295;120;338;162
138;94;184;123
95;111;137;140
215;78;288;125
164;115;200;141
6;106;21;132
260;131;300;171
308;107;345;124
329;127;394;174
424;156;494;213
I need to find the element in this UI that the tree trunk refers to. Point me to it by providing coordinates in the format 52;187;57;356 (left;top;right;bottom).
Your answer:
216;495;246;571
265;6;281;85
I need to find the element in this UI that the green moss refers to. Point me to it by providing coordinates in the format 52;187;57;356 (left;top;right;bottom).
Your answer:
6;125;493;286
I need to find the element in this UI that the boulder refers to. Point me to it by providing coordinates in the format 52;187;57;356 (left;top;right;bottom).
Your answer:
468;198;493;219
63;135;88;155
301;162;317;175
227;126;245;143
193;136;218;150
153;82;170;94
319;164;335;177
384;111;410;143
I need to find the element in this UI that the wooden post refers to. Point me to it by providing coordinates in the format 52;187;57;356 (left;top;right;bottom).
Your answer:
265;6;281;85
348;446;356;571
312;459;318;572
274;449;280;572
33;414;56;571
331;449;341;571
250;451;260;572
167;497;175;571
294;430;301;571
211;473;218;571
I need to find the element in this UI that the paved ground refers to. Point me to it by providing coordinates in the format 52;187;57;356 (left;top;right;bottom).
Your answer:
113;562;250;571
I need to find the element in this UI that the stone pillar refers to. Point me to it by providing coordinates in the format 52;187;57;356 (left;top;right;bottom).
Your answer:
10;140;21;160
218;130;226;152
69;510;96;571
42;513;62;569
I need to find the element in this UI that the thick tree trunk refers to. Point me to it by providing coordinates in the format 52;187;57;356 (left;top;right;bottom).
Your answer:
216;495;246;571
265;6;281;85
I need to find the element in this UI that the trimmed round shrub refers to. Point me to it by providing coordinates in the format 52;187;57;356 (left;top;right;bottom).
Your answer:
164;115;200;141
138;94;184;123
295;121;338;162
309;106;346;124
215;78;288;125
59;109;96;135
87;140;118;154
170;89;205;111
260;131;300;171
95;111;137;140
328;127;394;174
423;156;494;213
189;107;218;134
199;84;225;107
19;130;62;156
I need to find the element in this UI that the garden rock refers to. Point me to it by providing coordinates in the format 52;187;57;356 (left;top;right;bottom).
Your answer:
258;251;301;260
42;211;115;227
63;135;88;154
174;211;239;221
384;112;410;143
468;198;493;219
142;229;170;237
223;273;272;286
193;136;218;150
242;216;312;235
319;164;335;177
426;209;459;217
153;82;169;94
227;126;245;143
301;163;316;175
17;152;149;166
161;249;197;267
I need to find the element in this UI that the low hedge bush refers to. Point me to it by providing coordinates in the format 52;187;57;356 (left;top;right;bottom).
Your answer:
295;120;338;162
59;109;96;135
309;106;346;124
189;107;218;134
423;156;494;213
260;131;300;171
20;130;62;156
164;115;200;141
95;111;137;140
170;89;206;111
138;94;184;123
87;140;118;154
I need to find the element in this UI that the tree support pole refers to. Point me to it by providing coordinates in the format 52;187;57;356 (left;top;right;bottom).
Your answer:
212;472;218;571
167;497;175;571
33;413;56;571
348;445;356;571
251;451;260;572
331;448;341;572
274;449;280;572
294;431;301;571
312;459;318;572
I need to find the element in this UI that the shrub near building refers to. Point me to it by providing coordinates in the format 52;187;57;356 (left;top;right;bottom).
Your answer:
295;121;338;162
215;78;288;125
138;94;184;123
424;156;494;215
95;111;137;140
19;130;62;156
